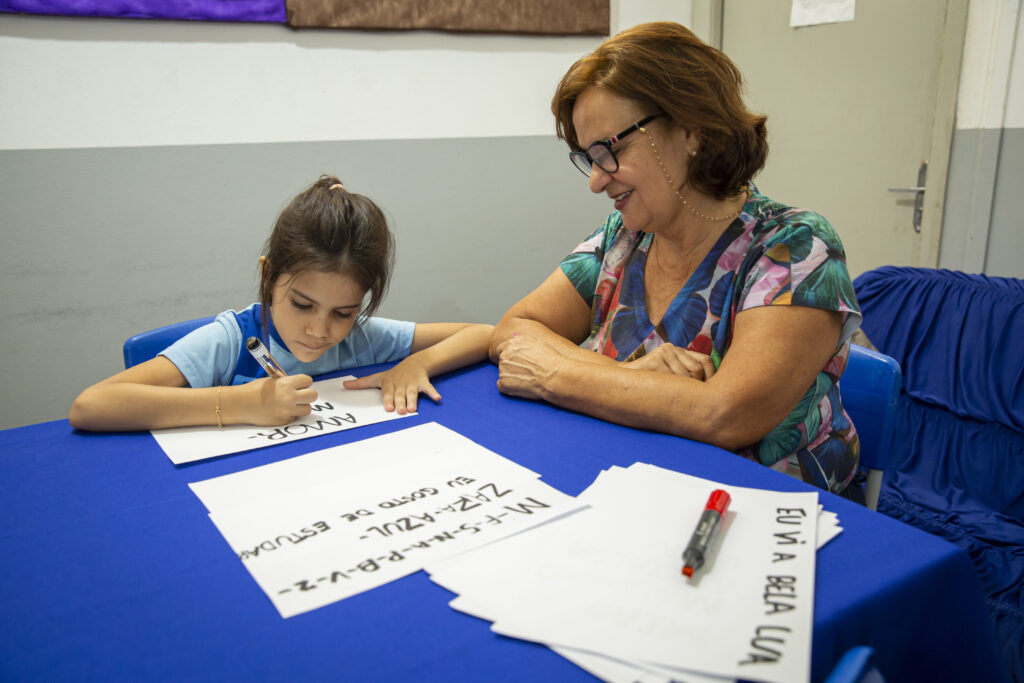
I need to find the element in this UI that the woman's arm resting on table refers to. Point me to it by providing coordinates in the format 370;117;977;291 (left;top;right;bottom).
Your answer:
496;305;842;451
493;268;714;379
490;268;616;366
69;356;316;431
343;323;494;414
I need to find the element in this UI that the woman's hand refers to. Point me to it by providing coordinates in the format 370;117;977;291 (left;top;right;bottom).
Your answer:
624;344;716;381
242;374;318;425
495;334;565;400
343;357;441;414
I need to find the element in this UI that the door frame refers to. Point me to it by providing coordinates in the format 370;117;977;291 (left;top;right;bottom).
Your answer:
945;0;1022;273
692;0;968;268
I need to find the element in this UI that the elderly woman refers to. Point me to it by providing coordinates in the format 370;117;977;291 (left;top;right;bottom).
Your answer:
490;21;863;499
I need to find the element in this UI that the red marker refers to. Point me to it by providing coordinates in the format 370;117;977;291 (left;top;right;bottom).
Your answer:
682;489;731;578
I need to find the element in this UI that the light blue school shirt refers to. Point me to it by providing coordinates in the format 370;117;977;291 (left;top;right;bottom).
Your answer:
161;303;415;388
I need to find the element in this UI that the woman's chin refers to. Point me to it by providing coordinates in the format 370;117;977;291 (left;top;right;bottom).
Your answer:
619;213;648;233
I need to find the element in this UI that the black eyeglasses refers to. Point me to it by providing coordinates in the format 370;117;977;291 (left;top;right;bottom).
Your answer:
569;114;660;177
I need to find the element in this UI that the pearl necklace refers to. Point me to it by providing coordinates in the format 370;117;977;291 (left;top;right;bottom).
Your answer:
642;127;747;222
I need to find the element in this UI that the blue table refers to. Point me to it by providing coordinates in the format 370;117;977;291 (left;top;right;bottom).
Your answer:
0;362;1006;682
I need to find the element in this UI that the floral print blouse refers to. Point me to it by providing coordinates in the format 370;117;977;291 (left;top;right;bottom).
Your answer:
559;187;863;494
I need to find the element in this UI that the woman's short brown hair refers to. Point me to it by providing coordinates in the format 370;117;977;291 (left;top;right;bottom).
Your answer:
552;21;767;200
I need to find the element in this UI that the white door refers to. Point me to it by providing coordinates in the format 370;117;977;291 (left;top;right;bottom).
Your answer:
720;0;966;276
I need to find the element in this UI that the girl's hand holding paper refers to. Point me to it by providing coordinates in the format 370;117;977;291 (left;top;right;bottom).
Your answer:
343;359;440;415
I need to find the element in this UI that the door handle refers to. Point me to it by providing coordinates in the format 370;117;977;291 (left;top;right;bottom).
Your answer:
888;161;927;232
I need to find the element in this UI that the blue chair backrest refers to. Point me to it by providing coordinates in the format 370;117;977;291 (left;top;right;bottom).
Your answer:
854;266;1024;430
824;646;885;683
842;344;902;474
122;316;216;369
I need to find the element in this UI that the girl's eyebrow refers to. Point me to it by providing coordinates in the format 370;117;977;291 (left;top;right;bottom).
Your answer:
290;287;362;310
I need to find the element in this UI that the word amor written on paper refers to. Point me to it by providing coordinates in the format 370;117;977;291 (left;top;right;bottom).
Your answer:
151;376;410;464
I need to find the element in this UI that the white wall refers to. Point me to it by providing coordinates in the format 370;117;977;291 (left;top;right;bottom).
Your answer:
0;1;694;151
0;1;696;430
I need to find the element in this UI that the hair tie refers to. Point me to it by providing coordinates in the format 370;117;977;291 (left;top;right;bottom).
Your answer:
329;183;345;191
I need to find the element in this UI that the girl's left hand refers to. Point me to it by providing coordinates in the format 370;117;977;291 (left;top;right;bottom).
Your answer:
342;358;441;414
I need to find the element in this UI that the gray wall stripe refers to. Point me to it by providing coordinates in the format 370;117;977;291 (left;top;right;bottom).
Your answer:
0;136;608;428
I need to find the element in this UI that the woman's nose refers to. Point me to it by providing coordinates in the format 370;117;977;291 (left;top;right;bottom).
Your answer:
588;166;611;194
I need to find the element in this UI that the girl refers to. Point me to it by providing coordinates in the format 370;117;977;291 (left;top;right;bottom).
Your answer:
70;176;493;431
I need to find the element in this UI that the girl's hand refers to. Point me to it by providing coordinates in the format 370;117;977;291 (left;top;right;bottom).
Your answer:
243;374;318;425
343;358;441;415
495;334;563;400
624;344;716;380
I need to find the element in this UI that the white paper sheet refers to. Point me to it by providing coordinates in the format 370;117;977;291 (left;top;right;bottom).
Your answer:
189;422;541;512
790;0;855;27
153;376;411;464
817;508;842;548
428;463;820;683
450;595;720;683
191;423;583;617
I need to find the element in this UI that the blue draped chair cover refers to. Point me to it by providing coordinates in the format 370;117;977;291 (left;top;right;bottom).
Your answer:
854;266;1024;681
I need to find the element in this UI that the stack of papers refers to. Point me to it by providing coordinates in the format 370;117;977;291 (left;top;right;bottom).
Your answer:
189;422;584;618
188;421;842;682
427;463;841;683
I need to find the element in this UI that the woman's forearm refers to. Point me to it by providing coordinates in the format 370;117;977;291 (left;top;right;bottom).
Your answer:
523;357;736;445
496;339;788;451
498;307;843;451
490;317;615;366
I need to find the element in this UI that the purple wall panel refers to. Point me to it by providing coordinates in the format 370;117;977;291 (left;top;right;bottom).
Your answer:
0;0;286;22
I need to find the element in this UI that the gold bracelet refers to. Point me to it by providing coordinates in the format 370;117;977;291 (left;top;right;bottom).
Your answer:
216;386;223;428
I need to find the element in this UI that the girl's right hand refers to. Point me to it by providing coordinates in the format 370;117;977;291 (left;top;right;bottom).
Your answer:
245;374;318;425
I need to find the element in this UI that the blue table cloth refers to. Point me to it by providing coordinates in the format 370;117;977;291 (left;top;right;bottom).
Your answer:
0;362;1006;682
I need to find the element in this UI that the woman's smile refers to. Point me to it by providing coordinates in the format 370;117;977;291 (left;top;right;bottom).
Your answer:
611;190;633;211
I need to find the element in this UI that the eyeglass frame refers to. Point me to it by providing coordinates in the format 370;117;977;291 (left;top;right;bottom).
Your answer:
569;114;661;177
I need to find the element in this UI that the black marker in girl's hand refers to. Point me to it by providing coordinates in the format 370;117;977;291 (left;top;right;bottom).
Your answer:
245;337;287;378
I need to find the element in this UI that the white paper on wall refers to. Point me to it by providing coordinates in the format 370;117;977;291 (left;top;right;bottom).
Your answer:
790;0;855;27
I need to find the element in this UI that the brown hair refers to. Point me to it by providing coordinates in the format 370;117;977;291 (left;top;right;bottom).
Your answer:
552;21;767;200
258;175;393;328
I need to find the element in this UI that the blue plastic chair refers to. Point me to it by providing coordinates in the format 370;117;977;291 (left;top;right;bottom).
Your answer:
824;646;886;683
841;344;902;509
122;316;216;369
